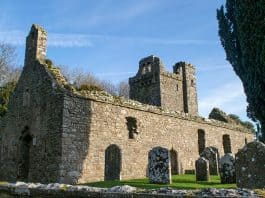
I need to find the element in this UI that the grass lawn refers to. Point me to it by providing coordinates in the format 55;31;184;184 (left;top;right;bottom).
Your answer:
85;174;236;189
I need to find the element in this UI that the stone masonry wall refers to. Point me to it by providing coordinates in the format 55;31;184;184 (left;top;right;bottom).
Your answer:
77;99;253;183
160;72;183;113
0;60;64;183
59;93;92;184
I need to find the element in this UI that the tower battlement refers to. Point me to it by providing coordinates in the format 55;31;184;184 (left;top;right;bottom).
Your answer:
129;56;198;115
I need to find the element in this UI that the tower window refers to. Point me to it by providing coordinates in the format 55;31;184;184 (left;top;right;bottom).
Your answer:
191;80;195;87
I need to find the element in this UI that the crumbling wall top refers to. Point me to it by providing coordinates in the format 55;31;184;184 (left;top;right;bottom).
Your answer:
25;24;47;65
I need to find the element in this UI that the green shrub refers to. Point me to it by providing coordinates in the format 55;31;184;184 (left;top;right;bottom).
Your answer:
45;59;53;69
0;81;16;117
77;84;103;92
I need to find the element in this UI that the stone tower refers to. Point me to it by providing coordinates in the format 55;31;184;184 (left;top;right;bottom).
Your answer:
129;55;164;106
129;56;198;115
173;62;198;115
25;24;47;65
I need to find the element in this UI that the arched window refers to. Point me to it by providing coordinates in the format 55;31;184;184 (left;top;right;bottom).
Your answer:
17;126;32;181
170;149;179;175
198;129;206;155
223;134;232;154
104;144;121;181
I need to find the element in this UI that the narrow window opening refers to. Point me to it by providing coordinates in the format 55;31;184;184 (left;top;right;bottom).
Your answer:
126;117;138;139
198;129;206;155
223;134;232;154
23;89;30;107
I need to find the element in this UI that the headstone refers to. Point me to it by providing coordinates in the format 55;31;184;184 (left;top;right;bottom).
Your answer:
195;157;210;181
200;147;219;175
235;141;265;189
219;153;236;184
148;146;171;184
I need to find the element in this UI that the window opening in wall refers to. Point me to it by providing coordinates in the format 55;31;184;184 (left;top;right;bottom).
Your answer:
170;149;179;175
17;127;32;181
126;117;138;139
104;144;121;181
191;79;195;87
223;134;232;154
23;88;30;107
198;129;206;155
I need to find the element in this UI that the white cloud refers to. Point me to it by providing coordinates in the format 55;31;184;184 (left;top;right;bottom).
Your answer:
0;31;93;47
0;29;218;48
199;81;247;117
48;33;93;47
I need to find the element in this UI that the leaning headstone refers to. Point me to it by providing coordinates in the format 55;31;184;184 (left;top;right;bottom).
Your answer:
148;146;171;184
200;147;219;175
195;157;210;181
235;141;265;189
219;153;236;184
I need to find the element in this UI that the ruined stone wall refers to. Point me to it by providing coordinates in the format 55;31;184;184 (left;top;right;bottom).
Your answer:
77;99;253;183
173;62;198;115
129;56;162;107
160;72;183;112
0;61;64;183
59;93;92;184
0;24;65;183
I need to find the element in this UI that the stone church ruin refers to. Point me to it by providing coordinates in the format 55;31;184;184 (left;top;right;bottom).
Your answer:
0;25;253;184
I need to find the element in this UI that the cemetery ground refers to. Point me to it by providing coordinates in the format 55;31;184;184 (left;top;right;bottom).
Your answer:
85;174;265;196
85;174;236;189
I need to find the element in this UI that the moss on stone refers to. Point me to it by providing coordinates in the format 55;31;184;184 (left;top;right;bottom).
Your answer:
77;84;103;92
43;59;74;91
59;184;68;191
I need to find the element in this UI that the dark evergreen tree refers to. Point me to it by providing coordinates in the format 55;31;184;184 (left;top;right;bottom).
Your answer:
217;0;265;142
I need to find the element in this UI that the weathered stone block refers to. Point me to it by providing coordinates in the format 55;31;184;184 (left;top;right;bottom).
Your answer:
235;141;265;189
195;157;210;182
148;147;171;184
219;153;236;184
200;147;219;175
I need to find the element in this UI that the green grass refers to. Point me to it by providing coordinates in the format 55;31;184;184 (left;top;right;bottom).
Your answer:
85;174;236;189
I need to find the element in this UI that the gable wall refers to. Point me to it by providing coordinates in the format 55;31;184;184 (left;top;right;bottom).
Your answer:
0;61;64;183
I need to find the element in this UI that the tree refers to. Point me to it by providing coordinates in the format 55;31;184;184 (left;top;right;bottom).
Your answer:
0;81;16;117
217;0;265;142
0;43;18;85
117;81;129;98
58;65;129;97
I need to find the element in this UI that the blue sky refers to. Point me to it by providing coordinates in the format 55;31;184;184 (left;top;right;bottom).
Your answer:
0;0;251;121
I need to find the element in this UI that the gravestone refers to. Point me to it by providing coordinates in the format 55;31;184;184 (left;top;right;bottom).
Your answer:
148;146;171;184
195;157;210;181
219;153;236;184
235;141;265;189
200;147;219;175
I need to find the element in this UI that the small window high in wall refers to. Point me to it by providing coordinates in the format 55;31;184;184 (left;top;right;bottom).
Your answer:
223;134;232;154
198;129;206;155
23;88;30;107
126;117;138;139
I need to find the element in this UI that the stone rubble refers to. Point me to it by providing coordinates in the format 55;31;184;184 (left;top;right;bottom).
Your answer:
0;182;261;197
